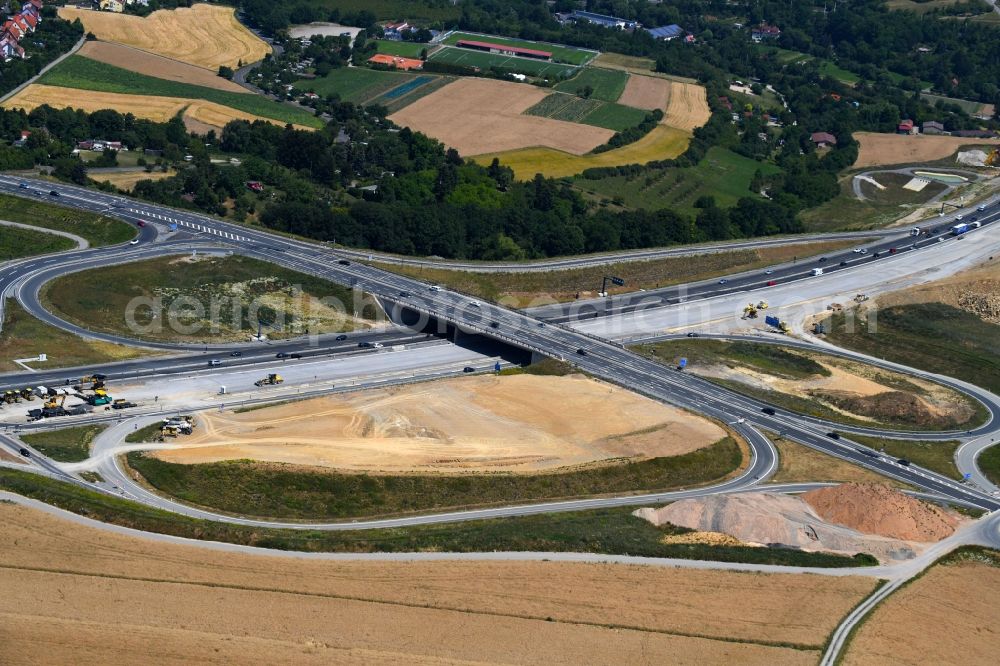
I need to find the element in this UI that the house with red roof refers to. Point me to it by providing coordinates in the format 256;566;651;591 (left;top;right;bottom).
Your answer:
1;0;42;61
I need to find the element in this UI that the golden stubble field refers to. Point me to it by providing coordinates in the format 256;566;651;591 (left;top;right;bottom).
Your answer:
0;501;880;664
151;374;726;472
77;41;250;93
854;131;1000;168
388;77;613;156
2;84;304;132
58;4;269;70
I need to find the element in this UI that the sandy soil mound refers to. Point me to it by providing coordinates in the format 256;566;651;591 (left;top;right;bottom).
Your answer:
803;482;961;541
636;491;927;561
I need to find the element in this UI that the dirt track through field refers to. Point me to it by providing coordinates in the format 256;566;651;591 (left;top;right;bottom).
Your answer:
618;74;671;111
78;42;250;93
854;131;1000;168
152;374;726;473
2;84;307;132
0;501;876;663
58;4;270;70
389;77;613;156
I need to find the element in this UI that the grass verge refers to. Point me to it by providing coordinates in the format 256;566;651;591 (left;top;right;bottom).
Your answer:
0;193;134;247
40;56;322;128
124;437;744;520
979;444;1000;487
767;434;907;487
125;422;166;444
373;239;857;307
20;425;106;463
0;299;155;373
1;224;75;260
848;434;962;479
0;468;874;566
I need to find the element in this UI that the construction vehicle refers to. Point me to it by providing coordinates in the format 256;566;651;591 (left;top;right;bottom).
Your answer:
778;321;790;333
19;388;35;401
162;419;193;435
111;399;137;410
85;389;113;406
74;374;107;392
854;293;869;303
757;301;769;309
3;390;20;404
986;147;999;167
742;303;759;319
254;373;283;387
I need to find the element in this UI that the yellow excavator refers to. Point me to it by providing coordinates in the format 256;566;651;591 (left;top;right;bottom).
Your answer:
757;300;769;309
254;373;283;387
743;303;759;319
986;148;999;167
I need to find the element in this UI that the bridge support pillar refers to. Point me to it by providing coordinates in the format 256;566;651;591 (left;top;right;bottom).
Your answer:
529;350;548;365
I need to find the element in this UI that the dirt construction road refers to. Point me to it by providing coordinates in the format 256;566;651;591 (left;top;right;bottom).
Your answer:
151;374;726;473
0;502;878;664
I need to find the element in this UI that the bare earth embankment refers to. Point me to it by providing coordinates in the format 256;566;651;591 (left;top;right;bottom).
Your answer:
854;131;1000;168
0;501;878;664
389;77;613;156
152;374;725;473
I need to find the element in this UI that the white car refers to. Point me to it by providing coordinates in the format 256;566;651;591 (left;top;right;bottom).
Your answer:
129;239;139;245
852;248;862;254
764;269;774;275
429;285;441;292
372;342;384;349
859;249;868;255
469;301;481;308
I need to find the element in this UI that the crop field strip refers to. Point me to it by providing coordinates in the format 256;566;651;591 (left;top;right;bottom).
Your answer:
525;92;649;132
553;67;629;102
298;67;417;104
39;56;321;128
427;46;578;78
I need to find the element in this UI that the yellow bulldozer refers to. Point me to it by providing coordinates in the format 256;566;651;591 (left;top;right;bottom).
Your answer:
986;147;999;167
757;300;769;309
742;303;759;319
254;373;283;387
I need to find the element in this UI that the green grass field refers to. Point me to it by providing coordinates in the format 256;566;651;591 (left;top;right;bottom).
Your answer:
373;40;427;58
0;467;874;566
980;444;1000;486
40;56;322;128
757;46;861;85
21;425;106;463
0;224;75;261
428;46;577;79
921;92;990;115
0;194;134;247
524;92;647;131
441;31;597;65
574;147;782;214
823;302;1000;395
297;66;415;103
848;434;962;479
554;67;629;102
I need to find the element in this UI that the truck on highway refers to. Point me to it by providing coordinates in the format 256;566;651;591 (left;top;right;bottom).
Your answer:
951;223;969;236
254;373;283;387
910;226;922;236
811;268;824;276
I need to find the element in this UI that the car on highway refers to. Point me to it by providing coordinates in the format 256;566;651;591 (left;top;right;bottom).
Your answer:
19;448;29;457
18;182;28;189
718;279;728;285
289;353;302;359
977;205;986;211
761;407;776;415
826;431;841;440
470;301;481;308
429;285;442;291
230;351;242;357
337;259;351;265
335;334;347;341
764;269;774;275
129;239;139;245
208;359;222;366
897;458;911;467
371;343;383;349
399;291;410;297
873;252;881;258
463;366;475;373
48;190;59;196
852;248;863;254
686;332;699;337
538;322;546;328
275;352;289;358
358;341;372;348
859;248;868;254
489;321;499;329
839;261;847;266
818;257;828;263
767;280;777;286
136;221;146;227
888;247;897;254
576;348;588;356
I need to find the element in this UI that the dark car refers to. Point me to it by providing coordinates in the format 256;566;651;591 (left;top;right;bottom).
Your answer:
358;341;373;348
873;252;881;258
18;182;28;189
48;190;59;196
767;280;777;286
839;261;848;266
686;332;699;338
490;321;499;329
335;334;348;341
19;448;30;457
463;366;475;373
888;247;897;254
818;257;828;263
230;351;242;357
399;291;410;297
897;458;911;467
275;352;289;358
827;431;841;440
136;221;146;227
289;353;302;359
576;348;588;356
337;259;351;265
761;407;776;415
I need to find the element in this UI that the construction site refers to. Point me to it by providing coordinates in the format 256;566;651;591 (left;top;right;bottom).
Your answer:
3;373;137;422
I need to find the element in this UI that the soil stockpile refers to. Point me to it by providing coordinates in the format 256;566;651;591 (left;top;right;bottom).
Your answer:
635;491;925;561
802;482;961;541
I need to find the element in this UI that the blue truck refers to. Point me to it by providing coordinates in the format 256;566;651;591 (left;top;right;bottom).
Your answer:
951;222;969;236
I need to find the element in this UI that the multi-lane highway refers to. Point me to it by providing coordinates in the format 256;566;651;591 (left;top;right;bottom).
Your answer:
2;174;1000;516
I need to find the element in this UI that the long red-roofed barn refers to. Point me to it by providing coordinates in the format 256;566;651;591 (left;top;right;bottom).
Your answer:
456;39;552;61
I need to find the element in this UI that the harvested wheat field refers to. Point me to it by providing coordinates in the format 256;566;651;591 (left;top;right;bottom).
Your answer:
77;42;249;93
0;500;877;663
389;77;613;156
3;84;301;132
617;73;672;111
91;170;174;192
854;131;1000;168
844;554;1000;665
473;124;692;179
663;81;711;132
151;374;726;473
58;4;269;70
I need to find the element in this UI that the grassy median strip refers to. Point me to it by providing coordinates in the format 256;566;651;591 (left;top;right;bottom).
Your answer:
847;434;962;479
0;468;874;566
0;225;75;260
124;438;743;520
0;193;135;247
979;444;1000;487
20;425;106;463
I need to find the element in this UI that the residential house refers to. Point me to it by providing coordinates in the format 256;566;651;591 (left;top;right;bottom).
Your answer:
1;0;40;59
897;119;915;134
99;0;124;12
382;21;411;40
810;132;837;148
78;139;124;151
751;24;781;42
12;130;30;147
922;120;945;135
571;10;639;30
646;24;683;41
245;181;264;193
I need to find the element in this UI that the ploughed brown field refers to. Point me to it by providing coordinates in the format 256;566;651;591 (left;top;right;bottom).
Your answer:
854;131;1000;168
0;501;880;664
77;42;250;93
